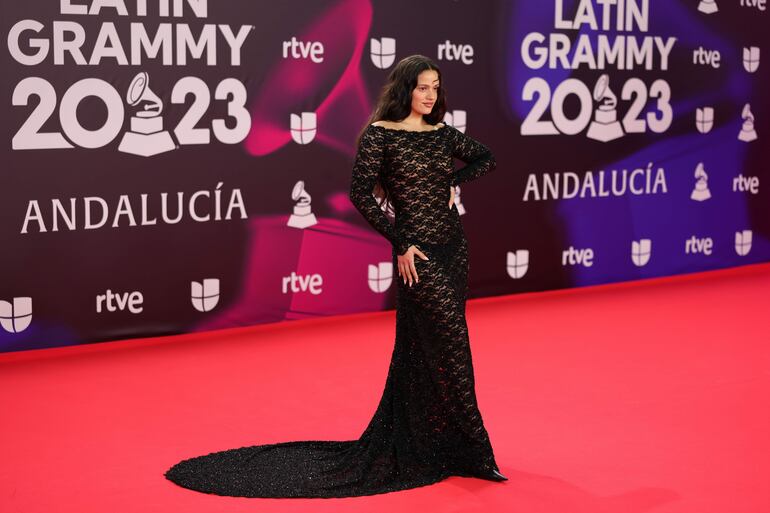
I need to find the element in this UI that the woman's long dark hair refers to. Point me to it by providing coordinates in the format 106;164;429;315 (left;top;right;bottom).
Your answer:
355;54;448;213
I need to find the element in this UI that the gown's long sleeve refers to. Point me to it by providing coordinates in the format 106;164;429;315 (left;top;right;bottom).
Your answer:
349;126;409;255
449;126;497;186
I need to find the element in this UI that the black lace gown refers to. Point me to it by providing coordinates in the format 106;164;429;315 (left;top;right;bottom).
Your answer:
164;122;500;497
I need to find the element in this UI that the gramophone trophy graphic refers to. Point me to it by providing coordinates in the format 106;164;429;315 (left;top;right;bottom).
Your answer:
690;162;712;201
698;0;718;14
118;72;176;157
286;180;318;228
738;103;758;142
586;74;624;142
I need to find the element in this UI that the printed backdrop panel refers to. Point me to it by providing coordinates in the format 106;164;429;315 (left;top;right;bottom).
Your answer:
1;0;768;352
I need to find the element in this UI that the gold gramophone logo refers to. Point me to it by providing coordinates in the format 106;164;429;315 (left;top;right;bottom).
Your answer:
118;72;176;157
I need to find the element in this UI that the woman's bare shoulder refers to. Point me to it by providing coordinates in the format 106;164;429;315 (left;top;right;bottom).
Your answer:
371;120;396;128
371;120;447;130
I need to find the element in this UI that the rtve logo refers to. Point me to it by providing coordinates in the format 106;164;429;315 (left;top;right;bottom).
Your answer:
0;297;32;334
191;279;220;312
740;0;767;11
437;40;474;65
96;289;144;314
562;246;595;267
506;250;529;279
282;36;324;63
685;236;713;256
368;262;394;293
733;174;760;194
290;112;316;144
736;230;753;256
371;37;396;69
632;239;652;267
282;272;323;295
692;46;720;68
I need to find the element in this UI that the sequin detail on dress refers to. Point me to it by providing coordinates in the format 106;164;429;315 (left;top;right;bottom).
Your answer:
163;122;499;497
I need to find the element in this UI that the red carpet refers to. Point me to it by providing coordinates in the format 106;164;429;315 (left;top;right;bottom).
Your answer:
2;263;769;513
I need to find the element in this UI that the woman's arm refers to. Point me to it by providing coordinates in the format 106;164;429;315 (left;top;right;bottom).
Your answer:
349;126;410;255
449;125;497;186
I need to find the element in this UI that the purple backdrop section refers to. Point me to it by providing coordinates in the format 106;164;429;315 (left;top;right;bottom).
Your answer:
1;0;768;352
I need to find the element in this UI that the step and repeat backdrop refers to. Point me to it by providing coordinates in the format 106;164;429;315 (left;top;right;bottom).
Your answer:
1;0;768;352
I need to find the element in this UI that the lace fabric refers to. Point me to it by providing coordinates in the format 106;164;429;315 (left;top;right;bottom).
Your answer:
349;123;496;255
163;122;500;498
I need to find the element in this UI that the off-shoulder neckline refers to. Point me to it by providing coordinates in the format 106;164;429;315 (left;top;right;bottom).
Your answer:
369;122;449;134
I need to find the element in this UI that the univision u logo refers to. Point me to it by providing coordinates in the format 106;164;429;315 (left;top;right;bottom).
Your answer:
290;112;316;144
743;47;760;73
191;279;220;312
631;239;652;266
696;107;714;134
370;37;396;69
368;262;393;293
444;110;467;133
506;250;529;279
0;297;32;333
735;230;753;256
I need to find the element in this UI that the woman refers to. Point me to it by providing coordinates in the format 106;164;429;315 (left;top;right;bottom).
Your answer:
164;54;505;498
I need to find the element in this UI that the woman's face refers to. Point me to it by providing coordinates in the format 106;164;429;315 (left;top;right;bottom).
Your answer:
411;69;439;117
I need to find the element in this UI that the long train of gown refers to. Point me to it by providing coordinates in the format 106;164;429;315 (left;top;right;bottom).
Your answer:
164;122;501;497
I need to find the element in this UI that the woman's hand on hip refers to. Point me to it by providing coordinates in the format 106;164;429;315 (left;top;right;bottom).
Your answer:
448;185;455;209
398;245;428;287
